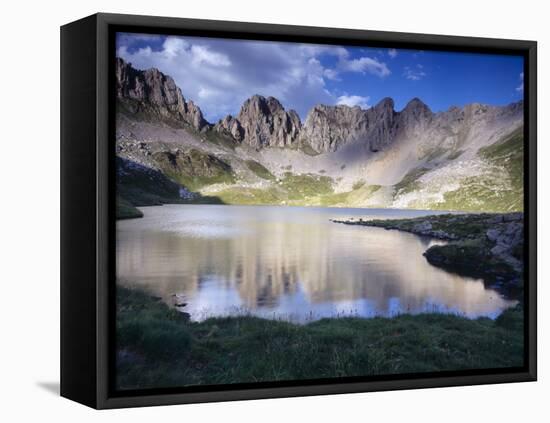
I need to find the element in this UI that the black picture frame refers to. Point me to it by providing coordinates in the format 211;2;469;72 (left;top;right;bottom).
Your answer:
60;12;537;409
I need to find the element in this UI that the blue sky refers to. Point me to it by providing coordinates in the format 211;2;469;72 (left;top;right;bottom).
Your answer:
117;33;524;122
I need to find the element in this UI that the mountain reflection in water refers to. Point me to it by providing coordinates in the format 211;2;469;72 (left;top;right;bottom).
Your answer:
116;204;516;323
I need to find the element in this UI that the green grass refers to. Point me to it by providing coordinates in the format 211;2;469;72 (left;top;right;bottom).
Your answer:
116;286;524;390
352;180;366;190
429;128;524;213
245;160;275;180
212;172;334;206
178;174;235;192
116;196;143;220
319;184;381;207
391;128;524;213
447;150;465;160
280;172;334;200
215;186;287;205
117;156;227;212
152;149;235;191
318;191;351;206
424;238;517;284
420;146;447;162
394;167;431;196
430;176;523;212
362;213;492;239
212;176;384;208
201;128;238;151
479;126;524;194
116;157;183;206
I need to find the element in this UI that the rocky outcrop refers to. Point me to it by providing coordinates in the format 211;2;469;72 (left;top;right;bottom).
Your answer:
214;95;301;148
185;100;208;132
301;97;434;154
485;213;524;272
365;97;398;152
116;58;208;131
236;95;302;148
150;148;234;191
396;98;433;138
216;94;441;154
115;58;523;157
300;104;370;153
116;156;187;206
213;115;244;142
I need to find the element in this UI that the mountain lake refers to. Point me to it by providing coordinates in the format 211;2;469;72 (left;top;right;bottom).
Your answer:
116;204;516;323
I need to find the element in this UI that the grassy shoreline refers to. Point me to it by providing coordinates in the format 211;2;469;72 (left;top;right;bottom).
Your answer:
116;286;523;390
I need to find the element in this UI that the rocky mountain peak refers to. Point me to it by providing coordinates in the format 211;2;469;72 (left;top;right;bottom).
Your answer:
116;58;524;157
374;97;395;112
403;97;431;114
116;58;183;110
185;100;208;132
499;100;524;118
238;95;286;119
301;104;370;153
463;102;489;117
300;97;402;154
234;95;302;148
115;58;208;131
213;115;244;142
398;97;433;129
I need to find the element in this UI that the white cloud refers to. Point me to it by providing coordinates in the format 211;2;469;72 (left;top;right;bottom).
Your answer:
117;34;389;122
340;56;391;77
403;65;427;81
388;48;398;58
516;72;524;92
318;49;391;81
336;95;371;109
118;35;337;121
190;45;231;67
162;37;188;58
323;68;340;81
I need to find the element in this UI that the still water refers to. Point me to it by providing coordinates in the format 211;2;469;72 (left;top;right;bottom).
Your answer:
116;204;515;322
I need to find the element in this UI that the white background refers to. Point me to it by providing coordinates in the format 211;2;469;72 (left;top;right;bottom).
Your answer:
0;0;546;421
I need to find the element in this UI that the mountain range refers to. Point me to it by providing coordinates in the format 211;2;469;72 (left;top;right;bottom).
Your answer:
115;57;524;218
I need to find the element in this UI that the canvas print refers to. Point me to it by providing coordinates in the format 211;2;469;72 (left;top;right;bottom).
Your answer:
114;32;525;391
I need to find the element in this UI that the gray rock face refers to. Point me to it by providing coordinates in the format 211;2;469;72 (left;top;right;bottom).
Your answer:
235;95;302;148
116;58;208;131
116;58;523;155
213;115;244;142
412;221;433;234
299;97;397;153
185;100;208;132
396;97;433;138
300;97;434;154
216;95;403;152
485;213;524;272
300;104;370;153
366;97;399;152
